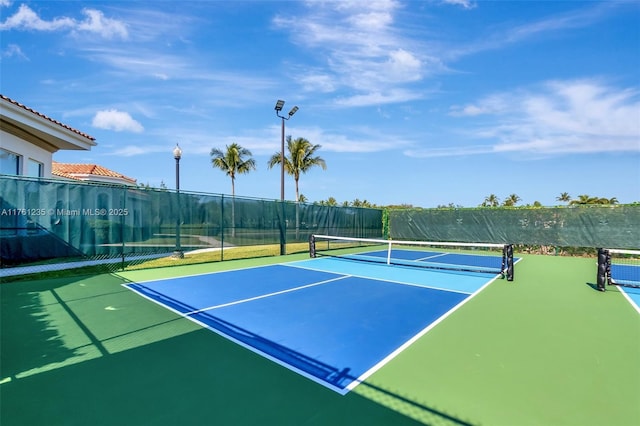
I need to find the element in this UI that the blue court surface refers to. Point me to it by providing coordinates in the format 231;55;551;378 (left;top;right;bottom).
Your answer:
620;286;640;313
125;256;506;394
611;264;640;314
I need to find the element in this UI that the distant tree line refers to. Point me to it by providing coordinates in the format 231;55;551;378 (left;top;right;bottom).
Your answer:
144;140;632;210
475;192;620;208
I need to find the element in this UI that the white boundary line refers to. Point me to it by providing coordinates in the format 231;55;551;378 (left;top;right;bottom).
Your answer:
286;261;473;295
618;287;640;315
343;271;506;392
123;275;352;394
123;256;523;395
176;310;352;394
124;262;292;285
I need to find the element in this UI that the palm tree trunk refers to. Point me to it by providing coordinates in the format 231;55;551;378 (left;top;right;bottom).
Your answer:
231;178;236;238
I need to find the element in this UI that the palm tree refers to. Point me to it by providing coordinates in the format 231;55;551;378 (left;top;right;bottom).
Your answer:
211;143;256;236
556;192;571;204
595;197;618;205
503;194;521;207
351;199;374;208
267;136;327;202
481;194;500;207
268;136;326;238
211;143;256;196
569;194;597;205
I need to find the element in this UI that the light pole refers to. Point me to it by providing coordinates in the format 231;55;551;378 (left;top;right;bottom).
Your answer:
274;100;298;255
172;144;184;259
274;100;298;201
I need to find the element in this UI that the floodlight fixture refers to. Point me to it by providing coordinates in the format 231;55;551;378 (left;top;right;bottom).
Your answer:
288;106;299;117
275;99;285;112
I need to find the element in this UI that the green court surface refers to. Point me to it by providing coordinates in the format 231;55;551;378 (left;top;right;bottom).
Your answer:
1;253;639;426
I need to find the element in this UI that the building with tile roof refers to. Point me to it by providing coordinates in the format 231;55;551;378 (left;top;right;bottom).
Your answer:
1;94;97;179
52;161;137;186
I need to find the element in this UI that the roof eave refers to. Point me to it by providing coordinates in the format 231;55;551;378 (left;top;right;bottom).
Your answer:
0;97;96;152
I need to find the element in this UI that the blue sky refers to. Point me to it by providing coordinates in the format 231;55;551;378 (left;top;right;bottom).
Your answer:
1;0;639;207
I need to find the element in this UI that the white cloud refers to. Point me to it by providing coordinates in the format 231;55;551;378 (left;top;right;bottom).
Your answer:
147;123;409;158
441;0;477;10
2;43;27;60
299;73;336;93
274;1;428;106
108;144;172;157
110;146;147;156
0;4;74;31
449;95;509;116
0;5;128;39
445;2;624;61
75;9;128;39
92;109;144;133
153;73;170;81
386;49;422;82
405;145;493;158
296;125;409;153
335;89;424;107
418;80;640;158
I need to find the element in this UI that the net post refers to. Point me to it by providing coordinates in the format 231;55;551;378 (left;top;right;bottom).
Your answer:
504;244;514;281
596;248;608;291
309;234;316;258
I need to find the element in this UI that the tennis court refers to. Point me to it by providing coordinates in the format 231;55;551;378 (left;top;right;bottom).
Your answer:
1;248;639;425
124;246;509;393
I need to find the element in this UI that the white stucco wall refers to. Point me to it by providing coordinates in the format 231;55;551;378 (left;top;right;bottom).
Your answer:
0;129;53;177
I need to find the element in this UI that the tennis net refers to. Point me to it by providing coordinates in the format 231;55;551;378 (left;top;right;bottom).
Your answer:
309;235;514;280
597;248;640;289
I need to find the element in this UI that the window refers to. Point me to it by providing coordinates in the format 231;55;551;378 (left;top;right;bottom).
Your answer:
27;159;44;177
0;149;20;175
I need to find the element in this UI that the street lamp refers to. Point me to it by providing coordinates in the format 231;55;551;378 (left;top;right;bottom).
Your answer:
172;144;184;259
274;100;298;201
274;100;298;256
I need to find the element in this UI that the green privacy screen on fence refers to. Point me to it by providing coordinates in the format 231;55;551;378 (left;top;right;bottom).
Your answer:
0;175;383;267
388;206;640;249
3;174;638;270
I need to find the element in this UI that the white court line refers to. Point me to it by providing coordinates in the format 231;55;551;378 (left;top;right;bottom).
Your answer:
343;269;508;392
416;252;448;261
618;287;640;315
124;262;286;285
123;277;352;395
184;275;351;315
286;261;473;295
287;255;525;393
125;256;524;395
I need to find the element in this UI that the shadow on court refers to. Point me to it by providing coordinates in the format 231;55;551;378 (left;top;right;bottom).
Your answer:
1;273;474;426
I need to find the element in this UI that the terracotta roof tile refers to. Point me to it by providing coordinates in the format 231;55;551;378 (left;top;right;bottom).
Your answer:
52;161;136;184
1;94;95;141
